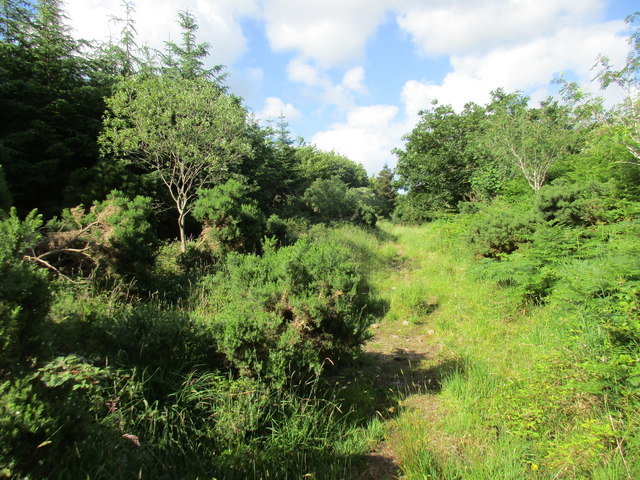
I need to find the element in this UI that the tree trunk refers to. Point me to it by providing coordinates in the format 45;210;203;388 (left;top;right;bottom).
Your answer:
178;211;186;253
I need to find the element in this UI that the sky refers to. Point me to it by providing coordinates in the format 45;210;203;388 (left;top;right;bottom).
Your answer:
64;0;637;175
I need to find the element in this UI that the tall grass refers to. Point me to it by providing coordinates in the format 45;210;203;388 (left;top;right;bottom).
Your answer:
373;220;639;479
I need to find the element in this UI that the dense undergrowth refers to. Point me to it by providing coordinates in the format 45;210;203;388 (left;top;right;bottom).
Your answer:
2;4;640;478
0;217;395;479
382;199;640;478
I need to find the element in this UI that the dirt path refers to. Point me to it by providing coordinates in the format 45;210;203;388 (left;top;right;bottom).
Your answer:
356;241;455;480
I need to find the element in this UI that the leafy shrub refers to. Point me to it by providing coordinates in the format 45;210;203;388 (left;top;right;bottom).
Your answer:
91;191;158;278
469;156;517;200
466;199;537;257
150;240;217;301
40;191;157;281
391;193;437;224
303;176;352;220
193;179;265;254
0;208;50;367
303;177;377;226
199;239;378;384
535;182;609;226
346;187;378;227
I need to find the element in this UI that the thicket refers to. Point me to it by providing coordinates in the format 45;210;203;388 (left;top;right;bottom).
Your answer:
0;3;392;478
3;0;640;477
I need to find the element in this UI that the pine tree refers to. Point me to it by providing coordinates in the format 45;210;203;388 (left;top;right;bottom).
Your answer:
373;164;397;217
162;10;226;86
0;0;106;215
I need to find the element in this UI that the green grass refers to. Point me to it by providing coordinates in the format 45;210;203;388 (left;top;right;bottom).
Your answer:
365;220;639;479
5;219;638;479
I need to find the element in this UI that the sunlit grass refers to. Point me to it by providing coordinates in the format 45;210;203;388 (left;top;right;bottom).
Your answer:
368;220;637;479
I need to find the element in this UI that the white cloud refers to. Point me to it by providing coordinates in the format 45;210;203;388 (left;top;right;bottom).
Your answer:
342;66;367;93
312;105;406;174
396;0;605;56
287;59;369;111
257;97;302;122
64;0;258;67
262;0;388;67
287;58;325;87
401;21;628;112
311;13;629;176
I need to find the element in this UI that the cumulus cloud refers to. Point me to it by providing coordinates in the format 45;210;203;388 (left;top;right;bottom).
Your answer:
342;67;367;93
312;105;407;174
287;59;369;110
311;9;629;176
262;0;388;67
396;0;605;56
64;0;258;67
400;20;628;112
256;97;302;121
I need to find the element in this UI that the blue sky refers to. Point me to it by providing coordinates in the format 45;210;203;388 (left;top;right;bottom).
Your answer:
65;0;636;175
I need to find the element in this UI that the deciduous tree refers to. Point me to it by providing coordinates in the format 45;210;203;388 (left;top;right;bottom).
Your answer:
483;97;580;193
101;75;251;252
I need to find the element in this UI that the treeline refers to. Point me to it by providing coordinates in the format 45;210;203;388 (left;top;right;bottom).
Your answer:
0;2;395;478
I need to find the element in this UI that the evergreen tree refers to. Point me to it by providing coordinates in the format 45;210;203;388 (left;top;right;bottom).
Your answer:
0;0;106;216
162;10;226;85
373;164;397;217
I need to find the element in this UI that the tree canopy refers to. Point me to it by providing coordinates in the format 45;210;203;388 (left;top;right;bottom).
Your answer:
100;75;250;252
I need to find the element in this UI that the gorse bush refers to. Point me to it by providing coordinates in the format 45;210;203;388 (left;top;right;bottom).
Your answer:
199;239;378;384
466;199;537;258
303;176;378;227
40;191;157;282
193;179;266;254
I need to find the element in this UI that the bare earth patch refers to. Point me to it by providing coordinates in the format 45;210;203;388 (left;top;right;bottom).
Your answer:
357;245;458;479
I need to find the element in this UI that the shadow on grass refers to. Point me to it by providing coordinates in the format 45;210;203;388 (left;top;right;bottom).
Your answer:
319;349;465;480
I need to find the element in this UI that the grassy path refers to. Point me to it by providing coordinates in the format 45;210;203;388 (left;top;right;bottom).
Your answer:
326;220;633;479
359;222;566;479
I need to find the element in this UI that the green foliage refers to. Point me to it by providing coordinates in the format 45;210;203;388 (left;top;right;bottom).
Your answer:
595;12;640;167
161;10;226;84
466;199;537;258
391;193;437;224
199;240;377;385
0;0;107;216
347;187;379;227
150;240;215;301
193;179;265;254
482;93;583;193
0;208;50;367
535;181;610;226
296;145;369;189
394;102;487;214
92;191;158;278
100;74;251;251
0;164;12;211
303;176;377;226
42;191;158;282
264;214;300;247
372;164;397;217
469;155;517;200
